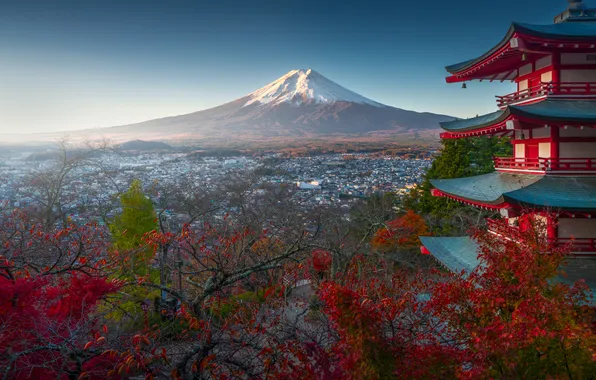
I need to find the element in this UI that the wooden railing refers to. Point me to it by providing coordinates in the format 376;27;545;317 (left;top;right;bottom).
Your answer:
487;220;596;253
496;82;596;108
556;238;596;252
493;157;596;172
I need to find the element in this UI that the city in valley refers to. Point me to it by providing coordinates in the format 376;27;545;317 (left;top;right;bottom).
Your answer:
0;144;433;226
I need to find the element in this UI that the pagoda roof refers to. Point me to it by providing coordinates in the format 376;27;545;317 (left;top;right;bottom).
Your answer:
441;100;596;133
431;172;596;211
419;236;596;294
445;21;596;82
419;236;480;275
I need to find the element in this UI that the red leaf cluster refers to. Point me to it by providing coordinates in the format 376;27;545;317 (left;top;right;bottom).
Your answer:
372;210;430;251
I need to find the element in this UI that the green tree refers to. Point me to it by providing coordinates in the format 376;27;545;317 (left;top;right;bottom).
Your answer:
404;137;511;234
108;180;159;322
110;179;158;275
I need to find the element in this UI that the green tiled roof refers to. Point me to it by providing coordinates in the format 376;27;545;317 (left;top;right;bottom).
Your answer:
514;21;596;40
440;100;596;132
440;110;506;132
419;236;480;274
507;176;596;210
430;172;542;204
511;100;596;122
557;258;596;294
420;236;596;295
431;172;596;210
446;22;596;74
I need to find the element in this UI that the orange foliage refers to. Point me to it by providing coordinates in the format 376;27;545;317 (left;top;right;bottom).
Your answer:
372;210;429;251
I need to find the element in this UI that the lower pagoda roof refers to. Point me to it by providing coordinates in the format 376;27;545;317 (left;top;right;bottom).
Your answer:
419;236;481;275
441;100;596;133
420;236;596;294
431;172;596;211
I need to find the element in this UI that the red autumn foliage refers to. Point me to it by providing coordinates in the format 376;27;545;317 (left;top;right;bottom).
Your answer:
264;219;596;379
0;209;122;379
372;210;430;251
422;218;596;378
2;205;595;379
310;249;332;273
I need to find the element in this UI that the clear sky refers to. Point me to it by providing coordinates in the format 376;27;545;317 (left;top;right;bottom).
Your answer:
0;0;578;133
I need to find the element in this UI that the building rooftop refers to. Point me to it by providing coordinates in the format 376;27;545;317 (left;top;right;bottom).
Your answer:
431;172;596;211
420;235;596;294
446;21;596;76
441;100;596;132
419;236;480;275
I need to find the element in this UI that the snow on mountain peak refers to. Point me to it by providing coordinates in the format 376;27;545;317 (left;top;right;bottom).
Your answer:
243;69;384;108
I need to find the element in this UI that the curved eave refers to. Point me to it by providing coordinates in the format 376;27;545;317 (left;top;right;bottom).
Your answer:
503;176;596;212
431;188;509;209
509;100;596;123
440;109;510;133
446;21;596;83
419;236;481;275
445;24;516;75
429;172;539;208
431;173;596;212
441;100;596;136
420;237;596;294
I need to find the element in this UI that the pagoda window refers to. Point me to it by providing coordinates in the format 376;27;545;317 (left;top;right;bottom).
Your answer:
538;142;551;158
514;143;525;158
541;71;553;82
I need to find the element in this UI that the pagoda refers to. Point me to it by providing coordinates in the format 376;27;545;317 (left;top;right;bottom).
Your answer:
420;0;596;290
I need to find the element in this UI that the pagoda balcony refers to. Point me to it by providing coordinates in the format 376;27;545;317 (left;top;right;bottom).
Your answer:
493;157;596;173
487;220;596;253
555;238;596;253
496;82;596;108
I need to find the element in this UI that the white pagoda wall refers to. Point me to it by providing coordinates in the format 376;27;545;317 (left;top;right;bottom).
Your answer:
561;53;596;66
560;128;596;137
558;218;596;239
560;70;596;83
559;143;596;158
533;128;550;138
559;128;596;158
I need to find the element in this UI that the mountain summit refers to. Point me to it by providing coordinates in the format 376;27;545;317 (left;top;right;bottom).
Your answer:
79;69;452;142
244;69;383;108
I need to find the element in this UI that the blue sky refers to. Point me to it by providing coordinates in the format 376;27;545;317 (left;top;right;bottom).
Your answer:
0;0;577;133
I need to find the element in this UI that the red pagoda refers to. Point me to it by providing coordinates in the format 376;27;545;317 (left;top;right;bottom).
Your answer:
420;0;596;290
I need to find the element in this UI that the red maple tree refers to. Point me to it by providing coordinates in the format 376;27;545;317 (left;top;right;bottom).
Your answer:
0;209;122;379
372;210;430;251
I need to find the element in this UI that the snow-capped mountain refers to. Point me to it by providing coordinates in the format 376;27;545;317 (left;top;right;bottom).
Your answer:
243;69;383;108
75;69;453;142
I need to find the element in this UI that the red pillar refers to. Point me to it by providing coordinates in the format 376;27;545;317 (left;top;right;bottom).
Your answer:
551;53;560;91
550;126;559;170
547;213;558;246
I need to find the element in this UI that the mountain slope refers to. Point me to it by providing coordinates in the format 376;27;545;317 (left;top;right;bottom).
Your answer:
85;69;454;141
